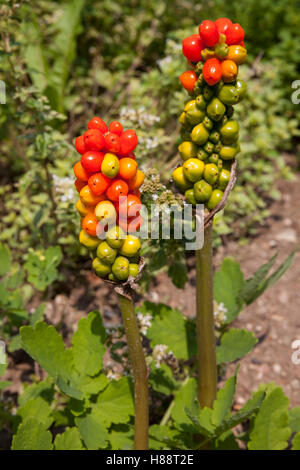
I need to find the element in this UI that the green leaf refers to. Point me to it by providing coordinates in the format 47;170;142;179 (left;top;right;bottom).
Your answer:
54;428;84;450
168;259;187;288
77;373;109;397
11;419;53;450
212;430;240;450
216;328;258;364
185;407;214;438
211;370;238;427
248;387;291;450
17;397;53;429
149;363;178;395
143;302;196;360
0;243;11;276
29;303;46;326
76;410;109;450
72;311;106;376
18;377;54;407
149;424;178;450
171;378;198;427
241;253;278;304
93;377;134;426
20;321;81;397
214;258;244;323
24;246;62;291
292;432;300;450
289;407;300;432
109;424;134;450
245;250;296;304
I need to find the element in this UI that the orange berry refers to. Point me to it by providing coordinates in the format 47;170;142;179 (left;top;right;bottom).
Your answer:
73;161;90;182
88;173;111;196
76;199;93;217
82;213;99;237
221;59;238;83
128;169;145;190
106;179;129;202
80;185;106;206
74;179;86;193
118;158;138;180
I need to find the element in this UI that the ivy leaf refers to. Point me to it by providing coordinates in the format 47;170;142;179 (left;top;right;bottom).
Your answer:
93;377;134;426
0;243;12;277
214;258;244;323
211;370;238;428
72;311;106;376
11;419;53;450
54;428;84;450
216;329;258;364
289;407;300;432
171;378;198;427
248;387;291;450
75;410;109;450
144;302;196;360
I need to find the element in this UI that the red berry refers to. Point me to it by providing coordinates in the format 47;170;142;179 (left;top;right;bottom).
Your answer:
199;20;219;47
88;173;111;196
81;151;104;173
75;135;86;154
179;70;197;92
119;194;141;219
88;117;108;134
215;18;232;34
182;34;205;62
106;179;129;202
109;121;123;136
202;58;222;86
104;132;121;153
225;23;245;45
84;129;105;151
119;130;138;156
74;179;86;193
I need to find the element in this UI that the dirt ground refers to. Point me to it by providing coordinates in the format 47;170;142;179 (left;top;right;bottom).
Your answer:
5;161;300;411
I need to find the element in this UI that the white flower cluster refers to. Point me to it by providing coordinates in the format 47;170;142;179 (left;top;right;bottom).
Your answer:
106;367;122;382
120;106;160;128
137;312;152;336
52;174;75;202
213;301;228;328
157;55;172;70
153;344;171;369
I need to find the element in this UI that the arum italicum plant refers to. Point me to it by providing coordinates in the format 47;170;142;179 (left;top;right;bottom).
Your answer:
172;18;247;409
74;117;148;449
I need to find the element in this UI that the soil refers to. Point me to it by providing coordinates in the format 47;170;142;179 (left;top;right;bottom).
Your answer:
3;157;300;413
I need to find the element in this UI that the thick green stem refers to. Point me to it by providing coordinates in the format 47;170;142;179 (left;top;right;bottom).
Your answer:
118;293;149;450
195;223;217;408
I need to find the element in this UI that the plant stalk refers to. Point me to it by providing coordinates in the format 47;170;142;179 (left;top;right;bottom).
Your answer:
118;293;149;450
195;223;217;408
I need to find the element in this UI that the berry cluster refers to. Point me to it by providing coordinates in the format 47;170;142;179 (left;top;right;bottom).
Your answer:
73;117;145;282
173;18;247;210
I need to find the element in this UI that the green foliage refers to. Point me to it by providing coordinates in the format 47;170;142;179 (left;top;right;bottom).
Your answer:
216;329;258;365
24;246;63;290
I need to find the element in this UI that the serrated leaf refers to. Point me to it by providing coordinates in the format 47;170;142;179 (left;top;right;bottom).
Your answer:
93;377;134;426
143;302;196;360
72;311;106;376
0;243;11;276
185;407;214;438
17;397;53;429
241;253;277;304
11;419;53;450
149;363;178;395
211;370;238;427
214;258;244;323
76;410;108;450
289;407;300;432
54;428;84;450
216;328;258;364
292;432;300;450
248;387;291;450
149;424;178;450
171;378;198;427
